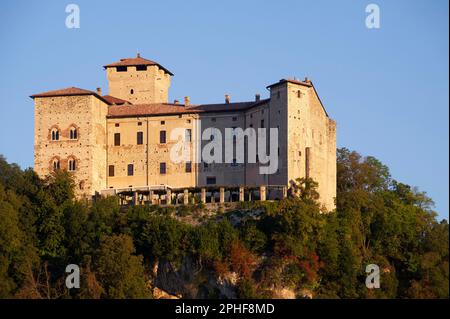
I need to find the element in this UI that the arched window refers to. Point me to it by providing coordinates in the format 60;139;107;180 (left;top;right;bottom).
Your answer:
52;158;60;171
69;127;78;140
68;158;76;171
51;128;60;141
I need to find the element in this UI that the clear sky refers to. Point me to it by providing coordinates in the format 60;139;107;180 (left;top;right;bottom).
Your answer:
0;0;448;220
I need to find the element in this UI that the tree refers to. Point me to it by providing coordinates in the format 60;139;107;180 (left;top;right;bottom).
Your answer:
94;234;151;299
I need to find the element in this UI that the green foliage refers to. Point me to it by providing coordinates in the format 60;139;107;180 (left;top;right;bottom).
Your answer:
139;214;191;262
0;151;448;299
94;234;151;299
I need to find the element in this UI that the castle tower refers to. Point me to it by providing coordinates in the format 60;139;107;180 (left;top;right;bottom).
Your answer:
31;87;109;198
103;54;173;104
266;78;336;211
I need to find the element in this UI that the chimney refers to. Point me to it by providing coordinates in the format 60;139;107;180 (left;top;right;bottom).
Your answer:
225;94;230;104
174;99;179;105
255;93;261;102
184;96;190;106
96;87;102;95
137;52;141;58
304;77;311;83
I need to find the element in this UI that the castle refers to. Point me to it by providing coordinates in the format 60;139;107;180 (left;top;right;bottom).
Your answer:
31;54;336;210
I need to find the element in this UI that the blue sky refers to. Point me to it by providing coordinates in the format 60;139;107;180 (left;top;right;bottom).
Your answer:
0;0;448;220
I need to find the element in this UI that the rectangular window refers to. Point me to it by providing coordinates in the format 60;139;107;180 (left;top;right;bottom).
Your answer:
185;129;192;142
108;165;115;177
161;121;165;125
232;117;237;121
185;161;192;173
231;158;238;166
305;147;311;179
127;164;134;176
137;121;142;126
116;66;127;72
136;65;147;71
206;176;216;185
114;133;120;146
160;130;166;144
260;120;265;128
137;131;143;145
160;162;166;174
115;123;120;127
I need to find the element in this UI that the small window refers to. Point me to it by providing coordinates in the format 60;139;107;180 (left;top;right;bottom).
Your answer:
130;89;134;94
185;129;192;142
160;162;166;174
137;122;142;126
277;91;281;99
108;165;115;177
232;117;237;121
51;128;60;141
69;127;78;140
260;120;265;128
185;161;192;173
161;121;165;125
211;118;216;122
249;124;253;128
160;130;166;144
127;164;134;176
297;90;302;98
116;66;127;72
186;119;191;124
52;158;60;171
136;65;147;71
115;123;120;127
137;131;143;145
231;158;238;166
114;133;120;146
206;176;216;185
68;158;76;171
203;162;209;168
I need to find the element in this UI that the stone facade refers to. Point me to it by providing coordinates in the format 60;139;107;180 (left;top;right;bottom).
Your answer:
32;55;336;210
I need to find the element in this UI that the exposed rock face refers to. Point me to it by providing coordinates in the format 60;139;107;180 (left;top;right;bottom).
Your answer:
153;255;314;299
154;256;237;299
271;287;296;299
153;287;180;299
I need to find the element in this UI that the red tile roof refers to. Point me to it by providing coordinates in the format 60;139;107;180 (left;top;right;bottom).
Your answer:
266;78;313;89
107;99;270;118
30;87;112;105
31;87;96;98
103;55;173;75
102;95;130;105
108;103;192;117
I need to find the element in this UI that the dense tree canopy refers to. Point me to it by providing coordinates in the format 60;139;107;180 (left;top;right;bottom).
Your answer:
0;150;448;299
